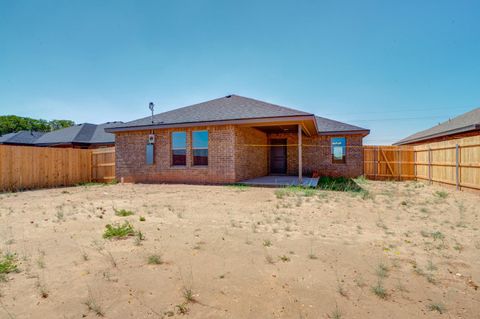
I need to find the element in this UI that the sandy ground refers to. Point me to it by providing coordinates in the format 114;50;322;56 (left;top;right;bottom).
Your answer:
0;181;479;319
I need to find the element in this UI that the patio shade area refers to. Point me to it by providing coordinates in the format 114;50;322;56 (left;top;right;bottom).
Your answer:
240;175;319;187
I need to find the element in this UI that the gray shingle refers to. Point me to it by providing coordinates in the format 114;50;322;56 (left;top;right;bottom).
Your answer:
34;122;120;146
315;116;369;133
394;108;480;145
110;95;311;129
0;131;44;145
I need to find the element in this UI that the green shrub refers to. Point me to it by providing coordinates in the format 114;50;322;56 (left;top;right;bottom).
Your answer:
103;222;136;239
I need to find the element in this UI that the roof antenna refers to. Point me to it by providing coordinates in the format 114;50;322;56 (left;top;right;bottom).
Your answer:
149;102;155;123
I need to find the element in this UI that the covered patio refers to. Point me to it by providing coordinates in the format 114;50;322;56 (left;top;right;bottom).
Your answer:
240;175;319;187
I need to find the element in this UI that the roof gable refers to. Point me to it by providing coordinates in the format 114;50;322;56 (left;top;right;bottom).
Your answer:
35;122;119;145
0;131;44;144
112;95;311;129
395;108;480;145
315;116;369;134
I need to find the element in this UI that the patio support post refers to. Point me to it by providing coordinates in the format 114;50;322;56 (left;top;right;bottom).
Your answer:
298;124;303;184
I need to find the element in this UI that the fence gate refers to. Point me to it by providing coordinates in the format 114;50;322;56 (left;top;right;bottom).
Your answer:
363;146;415;180
91;147;116;182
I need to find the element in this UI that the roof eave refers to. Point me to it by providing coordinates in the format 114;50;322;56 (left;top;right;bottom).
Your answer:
105;115;316;133
393;124;480;145
317;129;370;137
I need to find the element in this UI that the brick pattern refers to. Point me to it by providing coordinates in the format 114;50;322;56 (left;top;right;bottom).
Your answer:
115;125;365;184
115;125;236;184
234;127;268;180
268;133;364;178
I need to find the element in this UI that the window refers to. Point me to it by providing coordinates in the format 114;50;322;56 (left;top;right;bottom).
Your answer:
172;132;186;166
192;131;208;166
331;137;346;163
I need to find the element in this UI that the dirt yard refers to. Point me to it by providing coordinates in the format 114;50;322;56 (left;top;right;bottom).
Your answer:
0;181;479;318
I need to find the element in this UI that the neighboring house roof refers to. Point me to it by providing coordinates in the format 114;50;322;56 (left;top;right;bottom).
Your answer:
34;122;121;146
106;94;369;135
0;131;45;145
394;108;480;145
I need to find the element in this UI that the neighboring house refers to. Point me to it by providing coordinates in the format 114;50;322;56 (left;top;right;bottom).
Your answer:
0;131;45;146
394;108;480;145
34;122;121;148
106;95;369;184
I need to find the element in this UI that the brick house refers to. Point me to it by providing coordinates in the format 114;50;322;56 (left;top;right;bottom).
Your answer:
106;95;369;184
394;108;480;146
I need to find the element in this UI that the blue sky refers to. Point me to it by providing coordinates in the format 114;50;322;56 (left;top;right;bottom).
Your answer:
0;0;479;144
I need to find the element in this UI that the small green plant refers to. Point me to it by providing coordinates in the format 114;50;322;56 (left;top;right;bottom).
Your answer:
182;287;196;303
435;190;448;199
114;208;134;217
263;239;272;247
103;222;136;239
428;302;446;314
431;231;445;241
147;254;163;265
375;263;389;278
330;304;342;319
139;216;146;222
279;255;290;262
0;253;18;274
371;281;387;299
176;302;189;315
84;292;105;317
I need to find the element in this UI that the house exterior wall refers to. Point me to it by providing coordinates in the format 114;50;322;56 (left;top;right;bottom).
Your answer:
399;130;480;146
268;133;364;178
234;127;268;181
115;125;237;184
115;125;365;184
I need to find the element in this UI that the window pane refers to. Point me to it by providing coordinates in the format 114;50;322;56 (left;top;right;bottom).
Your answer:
192;131;208;149
172;132;186;149
331;137;346;163
172;149;186;166
193;149;208;166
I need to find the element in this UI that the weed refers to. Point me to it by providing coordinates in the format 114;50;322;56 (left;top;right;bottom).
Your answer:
431;231;445;241
103;221;136;239
0;253;18;274
114;208;134;217
182;287;196;303
428;302;446;314
371;281;387;299
139;216;146;222
263;239;272;247
375;263;389;278
330;304;342;319
176;302;189;315
435;191;448;199
279;255;290;262
36;280;49;298
148;254;163;265
84;291;105;317
81;251;89;261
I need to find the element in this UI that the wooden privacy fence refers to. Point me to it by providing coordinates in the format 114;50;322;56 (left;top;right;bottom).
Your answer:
364;136;480;191
363;145;415;180
0;145;92;191
92;147;116;182
0;145;116;192
414;136;480;191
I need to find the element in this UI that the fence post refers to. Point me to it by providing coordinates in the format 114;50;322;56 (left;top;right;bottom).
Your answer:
455;144;459;190
428;147;432;184
397;148;401;181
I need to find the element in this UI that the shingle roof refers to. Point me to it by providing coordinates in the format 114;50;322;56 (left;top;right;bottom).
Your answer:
106;94;368;135
109;95;311;130
0;131;44;145
34;122;120;146
315;116;369;134
394;108;480;145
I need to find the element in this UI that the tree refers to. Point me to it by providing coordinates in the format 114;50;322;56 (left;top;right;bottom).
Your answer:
0;115;75;136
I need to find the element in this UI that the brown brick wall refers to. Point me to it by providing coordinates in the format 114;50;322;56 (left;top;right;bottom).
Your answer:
234;127;268;181
268;133;364;178
115;125;236;184
115;125;365;184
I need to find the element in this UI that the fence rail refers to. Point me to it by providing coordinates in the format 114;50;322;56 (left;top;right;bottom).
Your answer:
364;136;480;191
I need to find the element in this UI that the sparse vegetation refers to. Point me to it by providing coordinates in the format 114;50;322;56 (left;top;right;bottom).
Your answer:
103;221;136;239
147;254;163;265
114;208;134;217
428;302;446;314
0;253;18;274
371;281;387;299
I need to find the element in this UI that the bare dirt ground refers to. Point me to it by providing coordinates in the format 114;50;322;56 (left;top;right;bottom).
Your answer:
0;181;479;319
